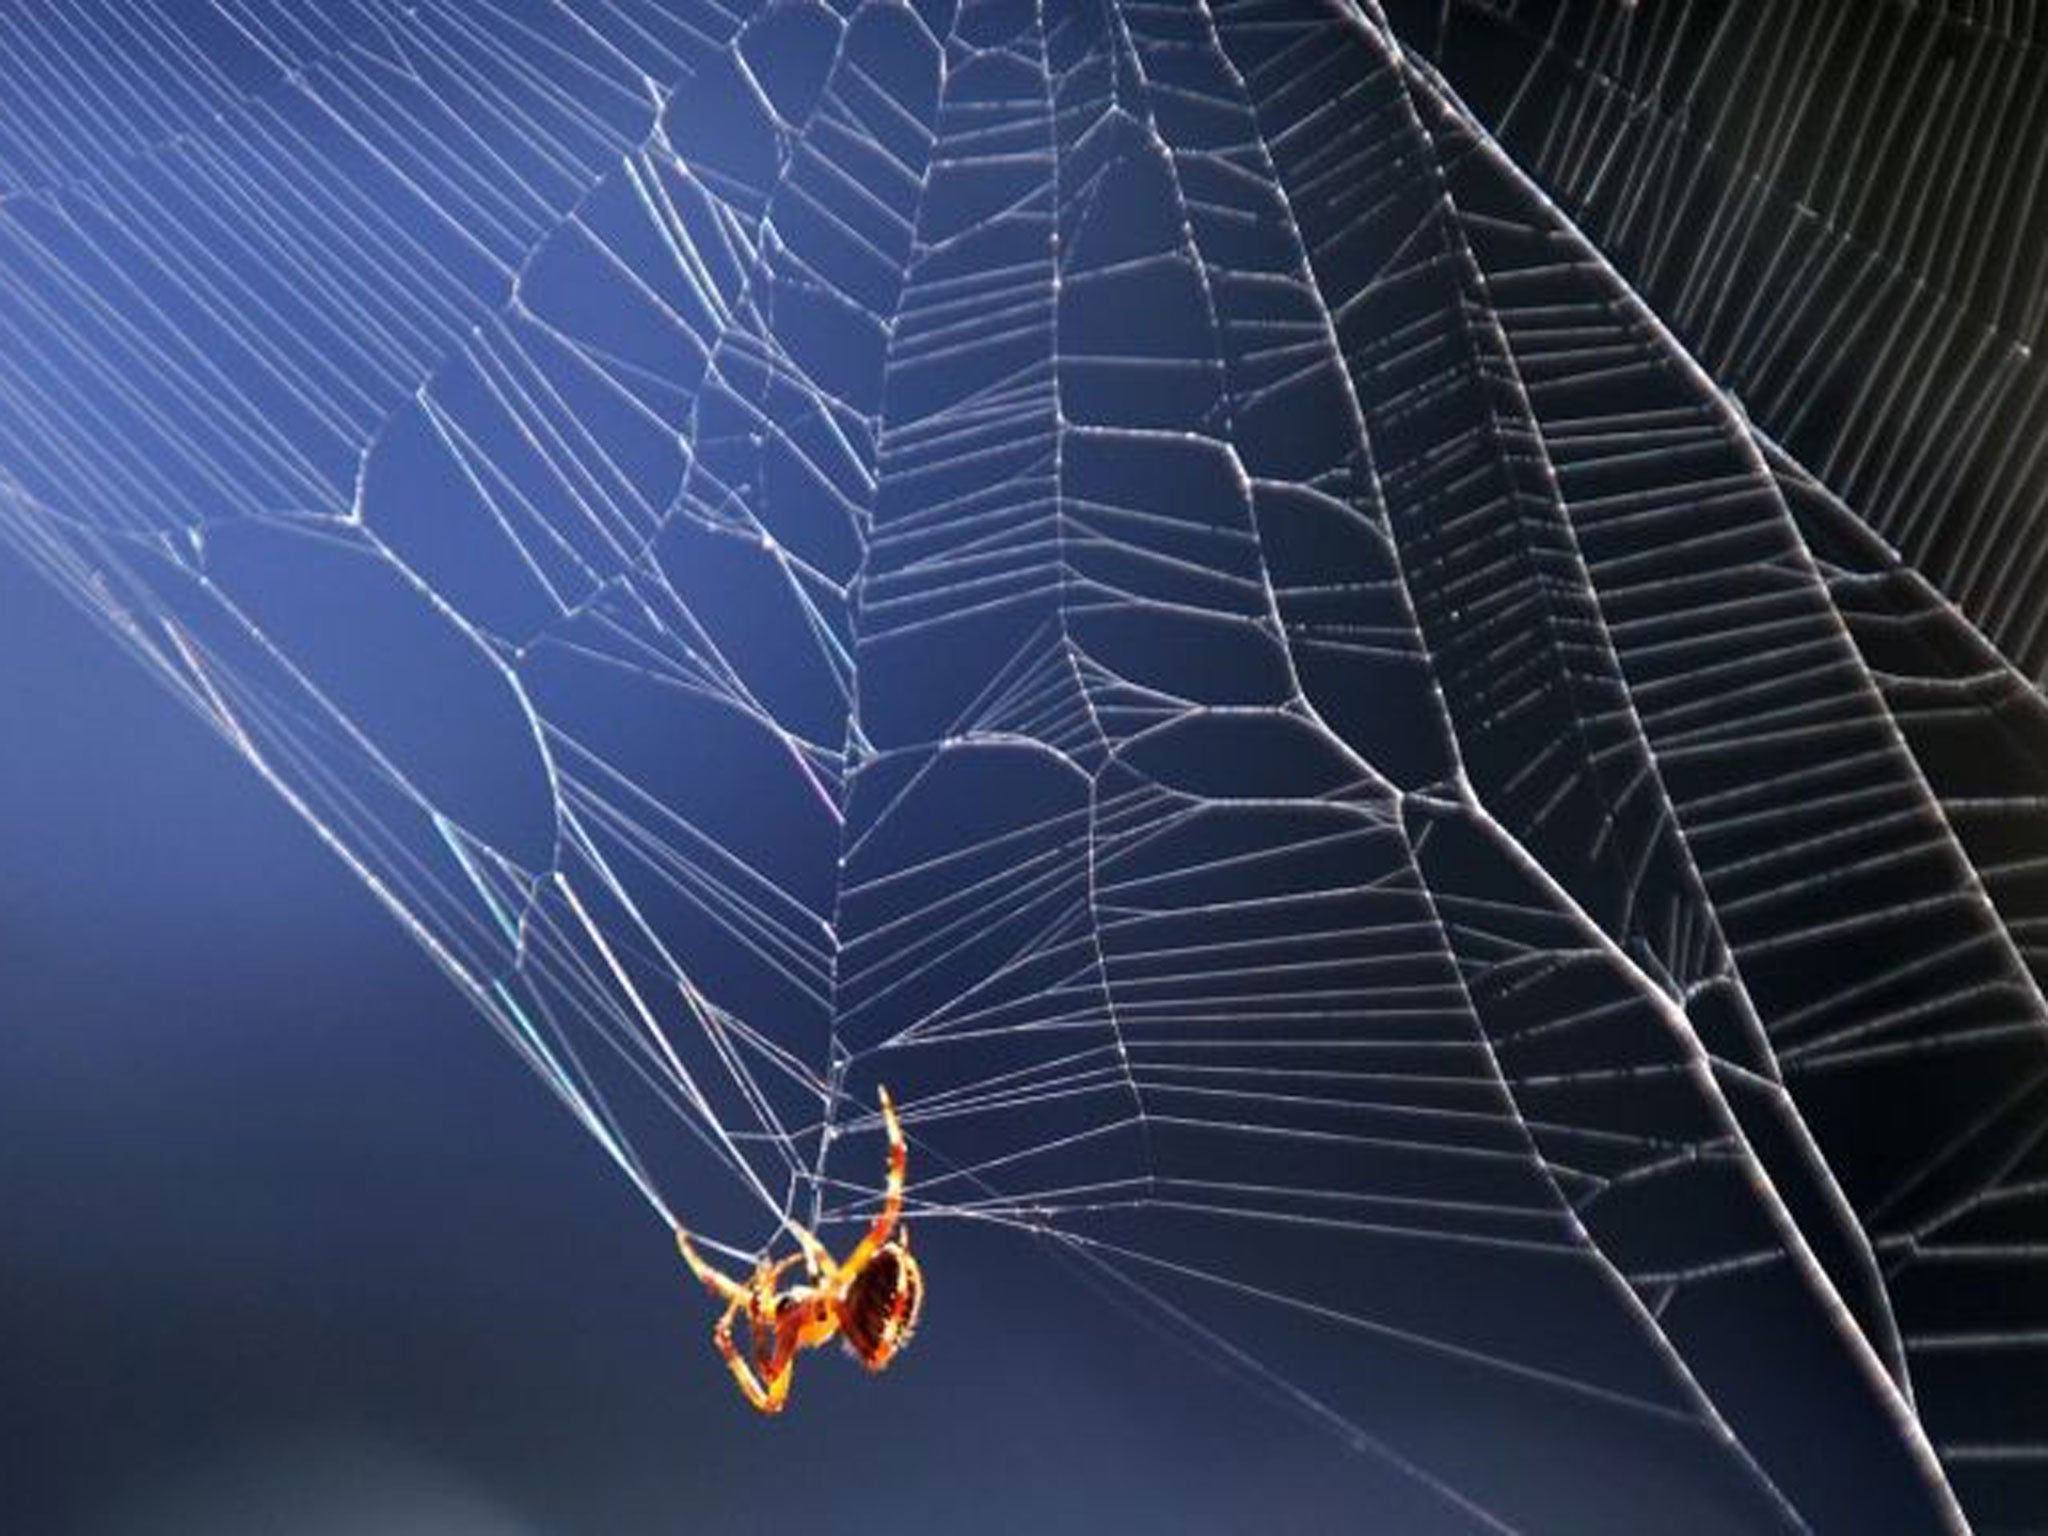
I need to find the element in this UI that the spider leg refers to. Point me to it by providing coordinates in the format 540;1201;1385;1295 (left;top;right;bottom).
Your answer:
763;1252;808;1288
756;1302;806;1414
755;1341;795;1415
740;1270;806;1416
676;1229;747;1305
841;1085;908;1275
784;1217;837;1282
744;1262;768;1337
688;1238;814;1415
711;1291;784;1414
745;1253;804;1339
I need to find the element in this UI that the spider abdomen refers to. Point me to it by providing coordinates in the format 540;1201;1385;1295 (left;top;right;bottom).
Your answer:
838;1242;924;1372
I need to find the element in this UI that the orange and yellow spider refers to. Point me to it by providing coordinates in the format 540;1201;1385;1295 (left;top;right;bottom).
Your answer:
676;1085;923;1415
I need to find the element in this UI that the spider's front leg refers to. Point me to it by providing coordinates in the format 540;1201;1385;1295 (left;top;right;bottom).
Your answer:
748;1254;805;1321
841;1085;910;1274
712;1292;789;1415
677;1229;748;1306
785;1218;836;1283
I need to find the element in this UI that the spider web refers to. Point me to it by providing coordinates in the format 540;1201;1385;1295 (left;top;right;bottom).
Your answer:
1;1;2043;1530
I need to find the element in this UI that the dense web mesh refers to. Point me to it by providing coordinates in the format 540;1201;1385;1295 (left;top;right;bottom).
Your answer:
2;2;2044;1530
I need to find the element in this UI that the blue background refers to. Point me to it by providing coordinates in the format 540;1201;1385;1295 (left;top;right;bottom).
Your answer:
0;551;1404;1532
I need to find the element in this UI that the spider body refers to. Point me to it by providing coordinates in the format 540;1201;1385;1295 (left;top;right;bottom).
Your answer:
677;1086;922;1414
838;1238;922;1371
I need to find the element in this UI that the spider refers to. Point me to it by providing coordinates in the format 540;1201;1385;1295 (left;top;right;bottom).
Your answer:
676;1085;923;1415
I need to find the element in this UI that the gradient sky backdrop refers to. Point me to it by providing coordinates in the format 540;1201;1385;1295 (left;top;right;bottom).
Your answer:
3;2;2035;1531
0;552;1423;1533
0;4;1520;1526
